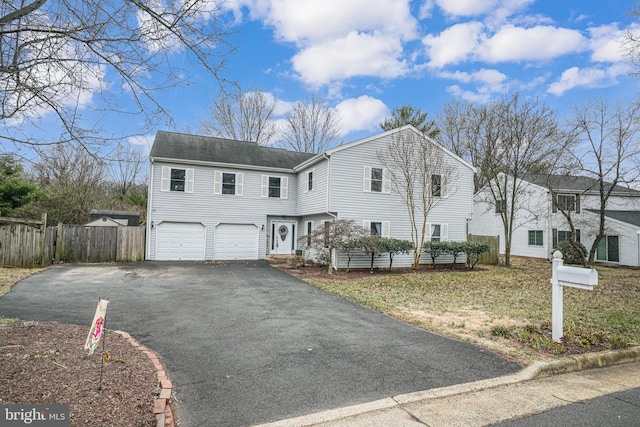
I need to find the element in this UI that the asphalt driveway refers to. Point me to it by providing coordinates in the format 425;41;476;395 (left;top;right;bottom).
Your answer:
0;261;521;426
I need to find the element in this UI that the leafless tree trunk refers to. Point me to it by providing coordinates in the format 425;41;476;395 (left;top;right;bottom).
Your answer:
1;0;234;150
280;93;341;153
199;85;279;144
453;94;565;266
565;98;640;264
378;128;458;268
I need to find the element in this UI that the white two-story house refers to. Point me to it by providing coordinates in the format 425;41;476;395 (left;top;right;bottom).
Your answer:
470;173;640;266
146;125;476;268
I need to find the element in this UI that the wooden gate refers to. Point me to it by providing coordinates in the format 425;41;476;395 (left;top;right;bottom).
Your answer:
467;234;500;265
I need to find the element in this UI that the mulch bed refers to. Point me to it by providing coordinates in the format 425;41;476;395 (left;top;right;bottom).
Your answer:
0;320;158;426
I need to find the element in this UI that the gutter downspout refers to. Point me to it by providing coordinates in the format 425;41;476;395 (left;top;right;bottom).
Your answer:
323;153;338;271
146;159;154;260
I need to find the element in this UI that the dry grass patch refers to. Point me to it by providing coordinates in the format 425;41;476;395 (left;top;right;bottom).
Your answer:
297;258;640;364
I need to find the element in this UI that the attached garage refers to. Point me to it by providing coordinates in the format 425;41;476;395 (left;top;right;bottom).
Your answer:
156;222;206;260
215;224;259;260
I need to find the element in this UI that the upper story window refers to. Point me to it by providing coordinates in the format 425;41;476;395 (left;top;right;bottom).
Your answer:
214;171;243;196
554;193;580;213
261;175;288;199
222;173;236;194
431;174;442;197
495;199;506;213
363;166;390;193
171;169;185;192
269;177;281;198
161;166;194;193
307;170;314;192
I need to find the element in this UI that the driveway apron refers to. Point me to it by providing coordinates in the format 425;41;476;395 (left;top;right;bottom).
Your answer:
0;261;521;426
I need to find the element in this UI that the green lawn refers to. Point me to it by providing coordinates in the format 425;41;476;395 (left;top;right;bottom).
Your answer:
306;258;640;363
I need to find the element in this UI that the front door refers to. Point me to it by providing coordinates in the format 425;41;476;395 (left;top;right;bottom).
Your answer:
272;221;295;255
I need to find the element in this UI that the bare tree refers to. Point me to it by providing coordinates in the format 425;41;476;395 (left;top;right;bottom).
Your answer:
280;93;341;153
565;98;640;264
107;144;146;197
1;0;234;150
29;144;107;224
470;94;565;266
378;127;458;268
301;219;365;274
199;85;279;144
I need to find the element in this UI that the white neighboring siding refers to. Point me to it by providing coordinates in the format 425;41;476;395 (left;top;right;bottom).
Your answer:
148;161;299;260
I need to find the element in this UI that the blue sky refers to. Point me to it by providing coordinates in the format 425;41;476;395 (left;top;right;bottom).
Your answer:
13;0;640;157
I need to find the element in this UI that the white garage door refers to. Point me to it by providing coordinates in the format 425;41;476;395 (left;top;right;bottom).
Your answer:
156;222;206;260
215;224;259;260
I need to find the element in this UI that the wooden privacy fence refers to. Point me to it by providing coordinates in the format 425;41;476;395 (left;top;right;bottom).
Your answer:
468;234;500;265
0;219;145;267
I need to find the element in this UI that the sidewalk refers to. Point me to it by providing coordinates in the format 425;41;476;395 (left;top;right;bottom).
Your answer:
256;347;640;427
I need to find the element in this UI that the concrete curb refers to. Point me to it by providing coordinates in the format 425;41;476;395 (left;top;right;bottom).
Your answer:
255;346;640;427
113;330;175;427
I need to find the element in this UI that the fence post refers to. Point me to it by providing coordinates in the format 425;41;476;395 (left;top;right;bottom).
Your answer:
55;222;64;262
38;213;47;266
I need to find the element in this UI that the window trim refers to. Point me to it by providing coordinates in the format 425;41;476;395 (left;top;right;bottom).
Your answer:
363;166;390;194
214;171;243;196
261;175;289;199
161;166;194;193
306;169;314;193
426;222;449;242
528;230;543;246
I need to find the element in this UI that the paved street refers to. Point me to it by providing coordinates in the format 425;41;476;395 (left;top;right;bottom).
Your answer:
0;261;521;426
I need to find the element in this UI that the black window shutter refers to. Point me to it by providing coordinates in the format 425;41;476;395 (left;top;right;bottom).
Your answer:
552;193;557;213
576;229;581;242
575;194;580;213
552;228;558;247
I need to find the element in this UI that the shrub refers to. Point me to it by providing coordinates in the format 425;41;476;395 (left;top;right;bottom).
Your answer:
379;238;414;270
464;242;490;269
555;240;587;265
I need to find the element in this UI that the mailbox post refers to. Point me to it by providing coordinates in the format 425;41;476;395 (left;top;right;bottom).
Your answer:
550;250;598;342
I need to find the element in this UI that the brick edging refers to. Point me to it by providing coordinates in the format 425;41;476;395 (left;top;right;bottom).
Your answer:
113;330;175;427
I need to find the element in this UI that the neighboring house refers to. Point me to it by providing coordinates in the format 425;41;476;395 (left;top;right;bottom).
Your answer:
85;210;140;227
469;173;640;266
145;126;476;267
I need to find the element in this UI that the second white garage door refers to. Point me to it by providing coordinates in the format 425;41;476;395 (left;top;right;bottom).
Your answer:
215;224;259;260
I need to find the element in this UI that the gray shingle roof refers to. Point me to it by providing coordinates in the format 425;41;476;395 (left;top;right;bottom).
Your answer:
150;131;316;169
586;210;640;227
522;173;640;196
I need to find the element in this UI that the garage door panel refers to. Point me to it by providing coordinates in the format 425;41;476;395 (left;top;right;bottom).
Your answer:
215;224;258;260
157;222;205;260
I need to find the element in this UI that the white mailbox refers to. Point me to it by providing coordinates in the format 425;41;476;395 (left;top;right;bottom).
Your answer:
550;250;599;342
556;265;598;290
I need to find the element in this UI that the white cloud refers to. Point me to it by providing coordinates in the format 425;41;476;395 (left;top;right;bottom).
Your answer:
127;134;156;155
423;22;484;68
435;0;498;17
588;24;628;63
292;32;408;85
477;25;587;62
547;63;633;95
446;85;494;103
334;95;389;135
260;0;417;43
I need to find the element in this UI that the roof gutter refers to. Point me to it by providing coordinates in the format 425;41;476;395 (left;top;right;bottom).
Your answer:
324;153;337;220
